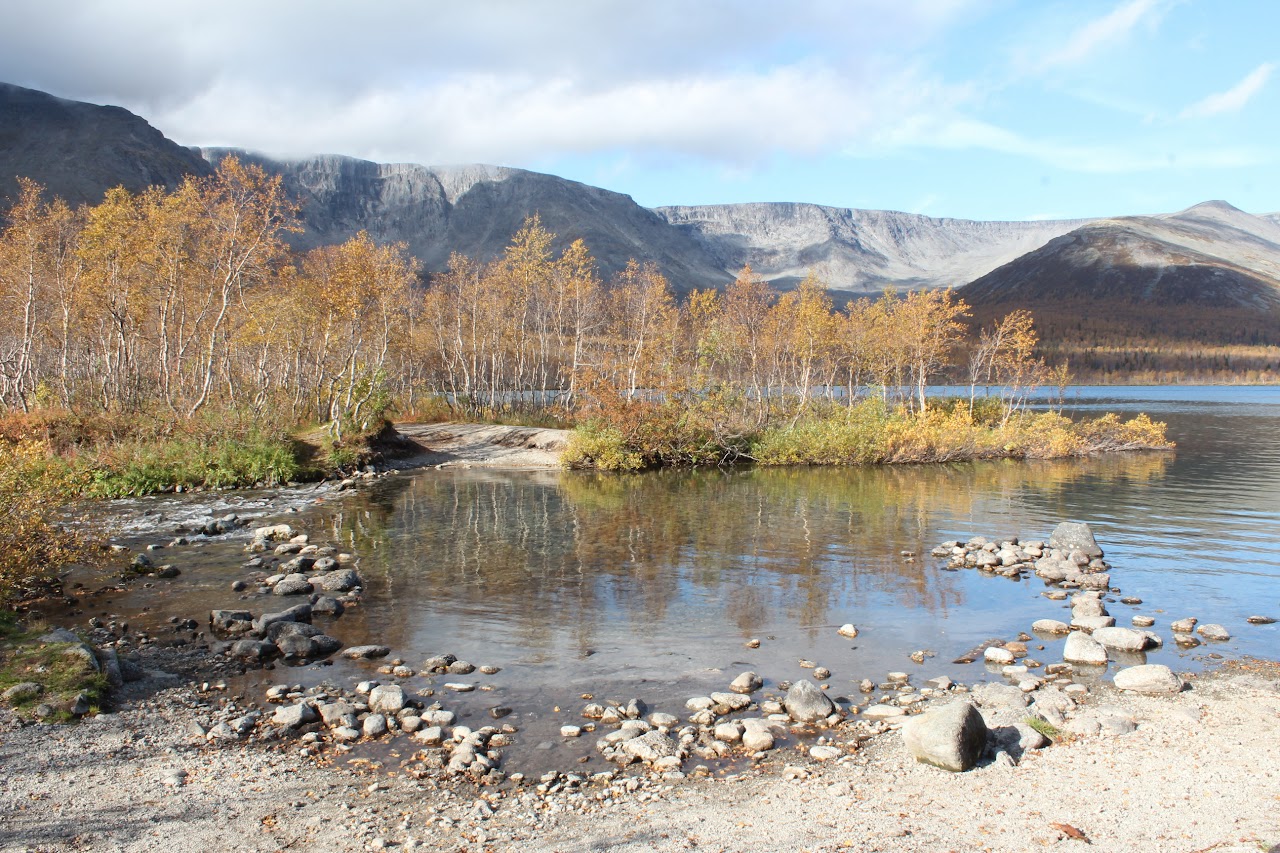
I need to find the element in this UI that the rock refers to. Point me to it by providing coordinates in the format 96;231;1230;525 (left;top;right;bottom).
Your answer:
421;709;455;727
447;660;476;675
254;524;295;541
729;671;763;694
1071;597;1109;618
970;683;1029;710
809;745;841;761
618;730;679;762
312;569;361;592
308;635;343;657
649;712;679;728
783;679;836;723
860;704;907;721
1131;615;1156;627
1091;627;1150;652
309;595;345;617
710;692;751;711
1032;619;1071;635
902;701;988;772
3;682;44;704
1012;722;1050;750
332;726;361;742
273;574;314;596
561;725;582;738
229;639;277;661
1247;615;1276;625
414;726;444;745
1196;623;1231;641
837;624;859;638
1071;615;1116;632
318;702;359;729
210;610;254;635
444;683;475;692
1170;617;1198;633
363;714;389;737
714;721;743;743
343;645;391;660
369;684;406;715
253;603;312;636
1113;664;1184;694
984;646;1015;665
1048;522;1102;558
740;720;775;751
275;633;314;658
1063;632;1108;666
272;702;318;728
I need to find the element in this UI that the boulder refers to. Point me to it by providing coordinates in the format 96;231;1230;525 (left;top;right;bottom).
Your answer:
783;679;836;723
1048;522;1103;558
902;701;988;772
1091;627;1150;652
1196;624;1231;641
3;682;44;704
368;684;406;715
618;730;679;763
1063;632;1108;666
253;603;312;636
1113;664;1184;694
271;702;318;728
312;569;361;592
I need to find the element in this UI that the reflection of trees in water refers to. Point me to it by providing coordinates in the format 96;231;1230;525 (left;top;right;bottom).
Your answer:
318;453;1169;653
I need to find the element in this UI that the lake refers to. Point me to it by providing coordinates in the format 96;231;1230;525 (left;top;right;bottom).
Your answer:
79;386;1280;766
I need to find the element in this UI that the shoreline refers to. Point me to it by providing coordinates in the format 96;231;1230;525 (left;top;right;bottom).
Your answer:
2;642;1276;852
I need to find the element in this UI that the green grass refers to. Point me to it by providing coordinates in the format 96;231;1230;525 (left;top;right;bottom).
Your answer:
1023;716;1062;740
0;618;108;721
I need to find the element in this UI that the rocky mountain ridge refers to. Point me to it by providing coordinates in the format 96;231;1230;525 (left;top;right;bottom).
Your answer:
964;200;1280;312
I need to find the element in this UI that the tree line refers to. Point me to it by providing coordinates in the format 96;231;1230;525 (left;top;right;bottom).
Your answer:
0;159;1058;435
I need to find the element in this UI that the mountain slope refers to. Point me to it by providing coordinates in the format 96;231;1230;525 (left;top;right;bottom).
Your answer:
656;203;1088;294
0;82;210;207
963;201;1280;311
201;149;731;287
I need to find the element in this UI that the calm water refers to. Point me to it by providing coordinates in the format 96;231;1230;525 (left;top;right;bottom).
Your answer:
78;386;1280;765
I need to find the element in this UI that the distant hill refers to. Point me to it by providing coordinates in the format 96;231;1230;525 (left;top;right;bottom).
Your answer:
962;202;1280;381
0;82;210;207
656;203;1087;295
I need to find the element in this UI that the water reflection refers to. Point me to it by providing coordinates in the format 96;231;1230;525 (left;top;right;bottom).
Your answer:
315;451;1172;668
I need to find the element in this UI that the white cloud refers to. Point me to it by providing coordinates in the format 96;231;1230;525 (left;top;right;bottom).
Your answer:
0;0;984;168
1037;0;1164;70
1180;62;1276;119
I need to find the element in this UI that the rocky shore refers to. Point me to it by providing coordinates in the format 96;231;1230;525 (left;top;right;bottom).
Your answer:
4;462;1279;851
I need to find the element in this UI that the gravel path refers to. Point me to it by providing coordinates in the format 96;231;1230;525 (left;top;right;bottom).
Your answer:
2;665;1277;853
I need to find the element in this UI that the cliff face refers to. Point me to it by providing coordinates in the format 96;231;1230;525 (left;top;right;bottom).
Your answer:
0;82;211;207
655;203;1089;294
201;149;731;287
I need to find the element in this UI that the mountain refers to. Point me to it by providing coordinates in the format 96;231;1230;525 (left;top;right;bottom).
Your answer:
0;82;211;207
964;201;1280;311
656;203;1088;295
962;201;1280;350
199;149;730;287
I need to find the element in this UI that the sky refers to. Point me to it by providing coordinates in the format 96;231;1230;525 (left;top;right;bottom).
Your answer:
2;0;1277;221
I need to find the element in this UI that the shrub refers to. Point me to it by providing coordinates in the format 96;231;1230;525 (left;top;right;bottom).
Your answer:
0;441;89;602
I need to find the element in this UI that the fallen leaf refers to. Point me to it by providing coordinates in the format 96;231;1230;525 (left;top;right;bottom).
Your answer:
1050;822;1090;843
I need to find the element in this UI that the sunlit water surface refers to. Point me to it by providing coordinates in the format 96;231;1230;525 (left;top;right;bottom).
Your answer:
74;387;1280;767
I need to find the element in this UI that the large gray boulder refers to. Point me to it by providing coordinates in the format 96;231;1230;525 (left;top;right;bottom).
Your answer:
1048;522;1103;558
1063;631;1109;666
902;701;988;772
783;679;836;723
1113;664;1184;694
368;684;406;715
1091;627;1150;652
